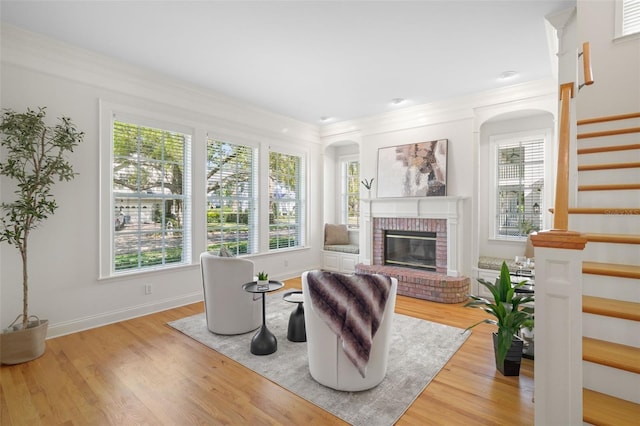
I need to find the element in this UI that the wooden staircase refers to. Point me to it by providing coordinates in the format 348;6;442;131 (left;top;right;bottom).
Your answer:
574;112;640;425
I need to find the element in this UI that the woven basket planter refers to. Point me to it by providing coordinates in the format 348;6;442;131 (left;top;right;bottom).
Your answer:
1;316;48;365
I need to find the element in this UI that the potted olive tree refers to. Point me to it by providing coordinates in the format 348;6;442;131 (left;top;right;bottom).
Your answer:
0;107;83;364
464;261;534;376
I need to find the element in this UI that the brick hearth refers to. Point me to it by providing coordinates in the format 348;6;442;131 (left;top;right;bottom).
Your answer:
355;264;470;304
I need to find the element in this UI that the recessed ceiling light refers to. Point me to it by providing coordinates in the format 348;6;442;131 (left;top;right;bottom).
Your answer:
499;70;518;80
391;98;405;105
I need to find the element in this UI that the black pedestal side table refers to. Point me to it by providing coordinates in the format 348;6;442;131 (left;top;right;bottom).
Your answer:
282;290;306;342
242;280;284;355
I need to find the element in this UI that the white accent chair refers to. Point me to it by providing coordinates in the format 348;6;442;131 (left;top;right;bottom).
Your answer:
200;252;261;335
301;271;398;391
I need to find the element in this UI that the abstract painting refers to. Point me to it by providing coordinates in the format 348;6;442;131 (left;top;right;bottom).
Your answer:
377;139;447;197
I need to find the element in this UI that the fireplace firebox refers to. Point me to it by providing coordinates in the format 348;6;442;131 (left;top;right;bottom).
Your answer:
384;230;436;271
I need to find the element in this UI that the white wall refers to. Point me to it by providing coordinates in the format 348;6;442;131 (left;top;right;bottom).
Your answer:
577;0;640;118
0;27;324;337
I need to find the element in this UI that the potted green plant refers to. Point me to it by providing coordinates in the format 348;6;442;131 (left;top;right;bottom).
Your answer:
0;107;84;365
257;271;269;290
464;261;534;376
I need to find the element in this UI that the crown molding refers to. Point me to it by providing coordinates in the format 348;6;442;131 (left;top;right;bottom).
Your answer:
1;25;321;145
320;78;557;140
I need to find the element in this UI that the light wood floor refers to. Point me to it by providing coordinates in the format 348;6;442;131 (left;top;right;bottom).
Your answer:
1;277;534;425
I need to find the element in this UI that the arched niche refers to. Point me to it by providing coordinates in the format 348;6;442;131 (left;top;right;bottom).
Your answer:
476;107;556;261
322;138;360;225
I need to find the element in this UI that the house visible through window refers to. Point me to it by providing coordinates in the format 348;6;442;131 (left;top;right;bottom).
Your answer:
112;120;191;272
493;134;545;240
206;139;257;255
342;158;360;228
269;150;305;250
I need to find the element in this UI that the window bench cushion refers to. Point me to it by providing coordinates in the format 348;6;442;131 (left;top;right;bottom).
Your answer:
323;244;360;254
477;256;518;272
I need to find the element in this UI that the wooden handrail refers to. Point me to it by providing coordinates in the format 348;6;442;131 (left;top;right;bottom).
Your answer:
580;42;594;89
554;83;574;231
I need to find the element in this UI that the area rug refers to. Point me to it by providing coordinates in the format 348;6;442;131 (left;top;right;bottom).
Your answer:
168;295;470;426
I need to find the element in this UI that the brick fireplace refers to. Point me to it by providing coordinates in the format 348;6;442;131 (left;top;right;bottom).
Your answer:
373;217;447;274
356;196;470;303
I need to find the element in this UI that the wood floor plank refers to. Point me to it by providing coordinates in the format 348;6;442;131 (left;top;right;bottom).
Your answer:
1;277;534;425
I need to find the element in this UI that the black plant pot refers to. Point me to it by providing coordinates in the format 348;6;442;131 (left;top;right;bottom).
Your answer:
492;333;524;376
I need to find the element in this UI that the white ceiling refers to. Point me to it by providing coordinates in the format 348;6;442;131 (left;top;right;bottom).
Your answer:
1;0;574;125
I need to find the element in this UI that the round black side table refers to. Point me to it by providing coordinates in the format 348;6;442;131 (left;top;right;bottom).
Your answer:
282;290;306;342
242;280;284;355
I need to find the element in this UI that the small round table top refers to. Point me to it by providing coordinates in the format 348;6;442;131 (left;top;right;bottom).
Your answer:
242;280;284;293
282;290;303;304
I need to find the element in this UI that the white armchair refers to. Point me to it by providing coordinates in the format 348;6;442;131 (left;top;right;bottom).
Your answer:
200;252;261;335
302;271;397;391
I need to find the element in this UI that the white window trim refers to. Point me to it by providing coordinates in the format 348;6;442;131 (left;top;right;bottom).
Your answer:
99;100;194;278
488;128;552;241
263;144;308;252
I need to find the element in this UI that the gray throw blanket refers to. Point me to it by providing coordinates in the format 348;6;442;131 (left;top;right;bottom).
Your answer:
307;271;392;378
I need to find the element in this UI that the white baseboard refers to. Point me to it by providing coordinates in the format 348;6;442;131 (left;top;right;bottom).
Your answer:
46;291;203;338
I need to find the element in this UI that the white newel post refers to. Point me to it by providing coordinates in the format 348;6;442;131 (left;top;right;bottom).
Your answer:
531;230;586;426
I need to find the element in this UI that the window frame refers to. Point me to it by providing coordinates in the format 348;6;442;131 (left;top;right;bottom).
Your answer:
615;0;640;40
99;101;194;278
267;146;307;252
205;136;259;256
489;129;550;242
340;155;360;229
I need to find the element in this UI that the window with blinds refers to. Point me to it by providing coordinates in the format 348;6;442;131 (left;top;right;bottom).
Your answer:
112;120;191;271
269;150;305;250
342;159;360;228
495;136;544;240
206;139;257;255
617;0;640;38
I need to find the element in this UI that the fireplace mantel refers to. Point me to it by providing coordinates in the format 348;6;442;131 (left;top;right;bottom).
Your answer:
361;196;466;277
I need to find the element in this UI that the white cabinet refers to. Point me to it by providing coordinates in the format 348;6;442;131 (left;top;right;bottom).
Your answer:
322;250;359;273
475;268;500;300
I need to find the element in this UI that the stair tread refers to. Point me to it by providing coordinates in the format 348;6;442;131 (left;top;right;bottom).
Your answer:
578;183;640;191
583;337;640;373
583;389;640;426
583;295;640;321
577;112;640;125
578;143;640;155
578;161;640;171
577;126;640;139
550;207;640;214
584;233;640;244
583;261;640;279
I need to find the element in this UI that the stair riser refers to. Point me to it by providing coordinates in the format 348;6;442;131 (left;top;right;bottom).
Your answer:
577;168;640;185
570;215;640;234
577;130;639;149
578;149;640;165
583;313;640;347
583;361;640;404
578;190;640;208
582;242;640;265
583;274;640;303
